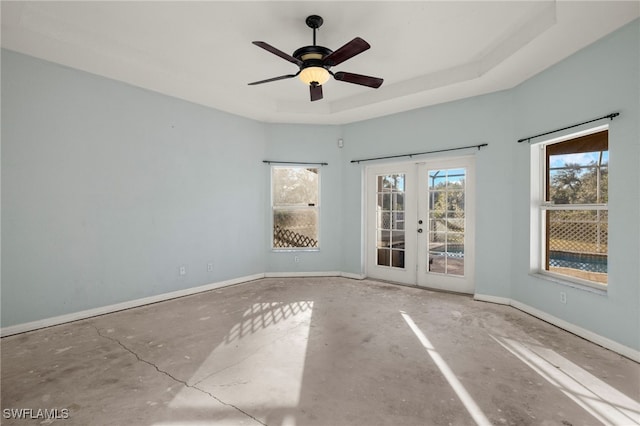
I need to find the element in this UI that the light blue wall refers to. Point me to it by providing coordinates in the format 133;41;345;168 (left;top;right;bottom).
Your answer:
511;20;639;350
2;19;638;351
1;50;267;326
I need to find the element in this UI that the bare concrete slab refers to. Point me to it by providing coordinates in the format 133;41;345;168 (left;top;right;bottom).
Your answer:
2;277;638;425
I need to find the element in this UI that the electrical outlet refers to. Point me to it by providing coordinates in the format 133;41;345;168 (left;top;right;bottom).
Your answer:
560;291;567;304
294;256;300;263
179;266;186;276
207;263;214;272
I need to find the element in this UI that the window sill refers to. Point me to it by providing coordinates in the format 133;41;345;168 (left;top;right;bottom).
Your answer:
529;271;607;296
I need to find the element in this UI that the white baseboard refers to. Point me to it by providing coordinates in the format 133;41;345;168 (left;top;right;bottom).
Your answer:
510;300;640;363
474;294;512;306
340;272;367;280
264;271;366;280
0;273;265;337
264;271;341;278
474;294;640;362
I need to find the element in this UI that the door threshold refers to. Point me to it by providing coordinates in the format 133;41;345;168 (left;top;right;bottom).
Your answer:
365;277;474;297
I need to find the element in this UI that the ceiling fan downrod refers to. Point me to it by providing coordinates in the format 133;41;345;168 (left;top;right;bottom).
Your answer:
305;15;323;46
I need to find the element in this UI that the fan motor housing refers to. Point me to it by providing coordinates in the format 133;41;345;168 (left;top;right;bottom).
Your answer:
293;45;333;69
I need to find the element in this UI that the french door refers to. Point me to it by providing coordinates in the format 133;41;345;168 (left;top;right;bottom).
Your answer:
366;157;475;294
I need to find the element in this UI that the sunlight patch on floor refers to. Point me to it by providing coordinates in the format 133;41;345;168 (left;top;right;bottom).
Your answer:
161;301;314;425
491;335;640;425
401;311;492;426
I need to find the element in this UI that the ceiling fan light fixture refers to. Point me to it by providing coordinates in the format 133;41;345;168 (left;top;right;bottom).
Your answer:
248;15;383;100
299;66;330;86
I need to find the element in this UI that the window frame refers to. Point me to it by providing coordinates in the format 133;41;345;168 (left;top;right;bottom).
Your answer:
270;165;321;252
531;125;609;291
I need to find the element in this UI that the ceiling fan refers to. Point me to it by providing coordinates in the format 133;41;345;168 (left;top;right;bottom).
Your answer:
248;15;383;102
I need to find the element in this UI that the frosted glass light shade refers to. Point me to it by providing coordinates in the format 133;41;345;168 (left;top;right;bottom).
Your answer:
299;67;330;85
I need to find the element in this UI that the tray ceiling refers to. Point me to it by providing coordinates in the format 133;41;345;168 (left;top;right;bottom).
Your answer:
2;1;638;124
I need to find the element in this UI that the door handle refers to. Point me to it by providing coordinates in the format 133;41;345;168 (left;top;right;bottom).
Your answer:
417;228;423;233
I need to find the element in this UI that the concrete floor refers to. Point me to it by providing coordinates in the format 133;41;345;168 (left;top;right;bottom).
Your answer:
1;277;639;426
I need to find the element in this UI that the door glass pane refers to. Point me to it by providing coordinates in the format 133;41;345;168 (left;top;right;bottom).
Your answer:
447;232;464;245
377;173;405;269
391;250;405;268
429;253;446;273
427;168;466;276
429;176;446;189
380;212;391;230
429;191;446;211
446;218;465;233
447;191;464;211
391;231;405;249
378;230;390;247
393;212;405;230
447;169;466;189
446;256;464;276
429;218;445;233
429;232;446;251
393;193;405;211
377;248;390;267
378;193;391;210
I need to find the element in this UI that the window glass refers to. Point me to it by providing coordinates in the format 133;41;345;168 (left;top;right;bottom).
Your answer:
272;167;319;249
548;151;608;204
541;130;608;286
272;167;318;206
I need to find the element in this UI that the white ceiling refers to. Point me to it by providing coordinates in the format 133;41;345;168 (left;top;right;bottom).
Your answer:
2;1;638;125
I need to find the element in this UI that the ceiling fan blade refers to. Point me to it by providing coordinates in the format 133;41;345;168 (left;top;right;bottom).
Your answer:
310;84;323;101
252;41;303;66
333;71;383;88
248;73;298;86
323;37;370;67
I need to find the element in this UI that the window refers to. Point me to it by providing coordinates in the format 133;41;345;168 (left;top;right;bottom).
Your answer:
534;128;608;288
272;166;319;249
